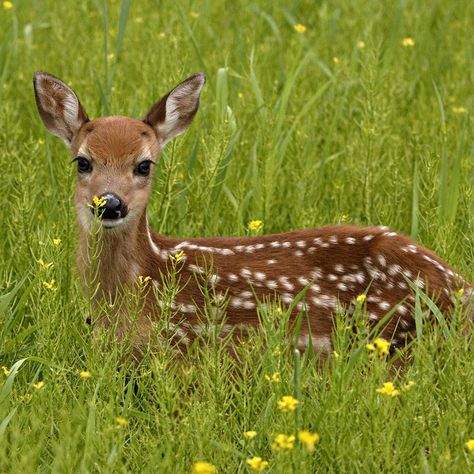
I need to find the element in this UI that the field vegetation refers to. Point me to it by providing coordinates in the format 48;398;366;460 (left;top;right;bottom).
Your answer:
0;0;473;472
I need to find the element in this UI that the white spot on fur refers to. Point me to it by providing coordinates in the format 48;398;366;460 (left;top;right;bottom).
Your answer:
298;276;309;286
297;334;332;352
310;268;323;279
267;259;276;264
266;280;278;290
294;250;304;257
388;264;402;276
282;293;294;304
278;276;294;291
334;264;344;273
255;272;266;280
188;264;204;274
240;268;252;278
228;273;239;282
209;274;220;286
397;305;408;315
345;237;356;244
242;300;255;310
296;302;309;311
231;297;243;308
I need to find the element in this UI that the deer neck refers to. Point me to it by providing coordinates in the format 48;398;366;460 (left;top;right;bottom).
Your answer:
77;209;164;299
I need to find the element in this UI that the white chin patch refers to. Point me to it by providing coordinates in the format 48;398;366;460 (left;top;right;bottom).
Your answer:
102;218;125;228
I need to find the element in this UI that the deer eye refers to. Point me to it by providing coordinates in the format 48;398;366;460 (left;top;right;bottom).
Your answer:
75;157;92;173
135;160;153;176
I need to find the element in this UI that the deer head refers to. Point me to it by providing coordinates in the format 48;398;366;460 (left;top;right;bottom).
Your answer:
33;71;206;233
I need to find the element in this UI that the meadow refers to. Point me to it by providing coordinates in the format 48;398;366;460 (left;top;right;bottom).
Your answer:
1;0;473;472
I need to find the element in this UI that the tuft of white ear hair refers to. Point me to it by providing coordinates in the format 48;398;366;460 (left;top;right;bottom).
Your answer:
143;72;206;146
33;71;89;146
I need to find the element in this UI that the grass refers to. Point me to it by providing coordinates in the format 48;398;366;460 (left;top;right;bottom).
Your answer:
1;0;474;472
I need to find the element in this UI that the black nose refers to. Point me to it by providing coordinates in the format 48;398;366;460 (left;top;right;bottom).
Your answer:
91;193;128;220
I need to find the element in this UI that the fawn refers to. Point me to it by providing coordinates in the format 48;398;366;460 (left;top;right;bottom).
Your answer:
33;71;472;358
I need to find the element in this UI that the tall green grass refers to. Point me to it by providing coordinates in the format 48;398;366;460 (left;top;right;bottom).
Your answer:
0;0;473;472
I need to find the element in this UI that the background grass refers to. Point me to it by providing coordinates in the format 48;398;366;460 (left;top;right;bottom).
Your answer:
0;0;473;472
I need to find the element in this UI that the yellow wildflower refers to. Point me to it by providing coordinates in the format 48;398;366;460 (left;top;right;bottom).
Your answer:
191;461;216;474
277;395;299;412
374;338;390;357
138;275;152;285
246;457;269;471
402;37;415;47
366;337;391;357
238;92;244;99
248;220;263;232
116;416;128;427
37;258;53;270
456;288;465;298
272;433;295;451
42;280;56;290
357;40;366;49
32;381;45;390
170;250;185;263
90;195;107;209
2;366;9;376
298;430;320;452
376;382;400;397
465;439;474;452
333;350;339;359
52;238;61;246
265;372;280;383
79;371;91;380
294;24;306;33
332;57;340;64
403;380;415;391
356;294;366;304
452;106;467;114
190;11;199;18
3;1;13;10
244;430;257;440
38;138;45;145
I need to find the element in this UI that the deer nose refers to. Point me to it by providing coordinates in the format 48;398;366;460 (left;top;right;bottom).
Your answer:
91;193;128;220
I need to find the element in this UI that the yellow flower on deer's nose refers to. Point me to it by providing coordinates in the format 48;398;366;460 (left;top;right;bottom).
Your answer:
91;195;107;208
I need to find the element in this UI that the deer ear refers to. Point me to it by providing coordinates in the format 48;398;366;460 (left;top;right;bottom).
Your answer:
33;71;89;146
143;72;206;146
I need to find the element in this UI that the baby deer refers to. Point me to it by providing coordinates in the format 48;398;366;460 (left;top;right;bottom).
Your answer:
33;71;472;358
